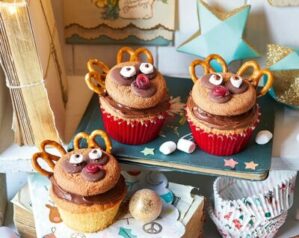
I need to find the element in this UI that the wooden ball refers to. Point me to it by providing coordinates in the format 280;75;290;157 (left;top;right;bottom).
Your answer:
129;189;163;223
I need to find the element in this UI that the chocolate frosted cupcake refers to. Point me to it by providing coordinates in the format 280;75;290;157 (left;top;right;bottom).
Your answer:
85;47;169;145
187;54;273;155
32;130;126;232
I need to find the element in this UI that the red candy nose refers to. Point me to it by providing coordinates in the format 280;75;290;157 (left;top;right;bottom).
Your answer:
85;164;103;173
212;86;229;97
135;74;150;89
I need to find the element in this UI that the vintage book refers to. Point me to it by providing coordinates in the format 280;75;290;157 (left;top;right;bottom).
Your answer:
70;76;275;180
0;0;64;145
11;185;36;238
0;174;7;225
0;0;93;146
13;175;205;238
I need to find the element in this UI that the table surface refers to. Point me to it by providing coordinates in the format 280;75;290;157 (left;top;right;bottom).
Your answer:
3;170;299;237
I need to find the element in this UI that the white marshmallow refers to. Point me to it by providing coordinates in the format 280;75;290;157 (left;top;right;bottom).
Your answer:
89;148;102;160
120;66;136;77
69;153;84;164
230;75;243;88
159;141;176;155
255;130;273;145
139;62;154;74
177;138;196;153
296;133;299;143
209;73;223;85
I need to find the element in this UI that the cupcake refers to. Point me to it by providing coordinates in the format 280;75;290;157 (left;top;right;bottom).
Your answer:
186;54;273;155
32;130;127;232
85;47;169;145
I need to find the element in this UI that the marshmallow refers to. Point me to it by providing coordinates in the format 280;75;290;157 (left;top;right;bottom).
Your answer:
296;133;299;143
120;66;136;77
69;153;84;164
255;130;273;145
139;62;154;74
159;141;176;155
230;75;243;88
89;148;102;160
209;73;223;86
177;138;196;153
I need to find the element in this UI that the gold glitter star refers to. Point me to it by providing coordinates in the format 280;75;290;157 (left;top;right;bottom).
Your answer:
141;147;155;156
244;161;259;170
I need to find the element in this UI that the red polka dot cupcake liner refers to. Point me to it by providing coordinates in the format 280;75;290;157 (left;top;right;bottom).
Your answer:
101;108;166;145
187;117;259;156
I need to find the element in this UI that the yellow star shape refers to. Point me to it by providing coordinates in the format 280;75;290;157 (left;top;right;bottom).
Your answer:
244;161;259;170
141;147;155;156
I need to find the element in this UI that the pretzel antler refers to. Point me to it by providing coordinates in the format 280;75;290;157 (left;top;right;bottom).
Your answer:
73;130;112;154
32;140;67;177
85;59;110;95
88;130;112;153
117;47;153;64
237;61;274;97
189;54;228;83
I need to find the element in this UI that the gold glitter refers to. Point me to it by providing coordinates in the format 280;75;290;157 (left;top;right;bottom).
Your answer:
200;0;250;20
267;44;299;106
266;44;293;67
272;71;299;106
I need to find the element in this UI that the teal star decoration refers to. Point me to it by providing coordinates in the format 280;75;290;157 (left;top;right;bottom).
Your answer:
177;0;260;66
141;147;155;156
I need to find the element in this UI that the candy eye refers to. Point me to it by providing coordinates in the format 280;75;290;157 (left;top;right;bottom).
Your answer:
89;148;102;160
209;73;223;86
69;153;84;164
230;75;243;88
120;66;136;78
139;63;154;74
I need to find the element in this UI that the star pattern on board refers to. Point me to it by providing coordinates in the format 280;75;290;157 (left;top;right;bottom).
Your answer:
244;161;259;170
224;158;239;169
177;0;259;65
141;147;155;156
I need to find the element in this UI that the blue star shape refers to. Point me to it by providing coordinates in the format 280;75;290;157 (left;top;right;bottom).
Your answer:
177;1;260;65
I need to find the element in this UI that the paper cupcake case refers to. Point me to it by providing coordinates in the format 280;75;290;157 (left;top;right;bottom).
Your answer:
213;171;297;230
101;108;167;145
209;206;288;238
187;118;258;156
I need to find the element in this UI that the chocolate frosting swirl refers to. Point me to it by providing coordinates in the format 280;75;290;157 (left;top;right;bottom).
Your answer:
101;95;170;118
188;97;259;130
50;175;126;206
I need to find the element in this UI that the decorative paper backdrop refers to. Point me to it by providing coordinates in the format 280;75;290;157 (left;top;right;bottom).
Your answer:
64;0;176;45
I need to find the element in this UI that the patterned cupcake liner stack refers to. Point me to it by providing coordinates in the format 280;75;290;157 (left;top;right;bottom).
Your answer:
210;171;297;238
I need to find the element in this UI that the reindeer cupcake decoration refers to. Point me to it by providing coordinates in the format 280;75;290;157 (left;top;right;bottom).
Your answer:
32;130;127;233
85;47;171;145
186;54;273;156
